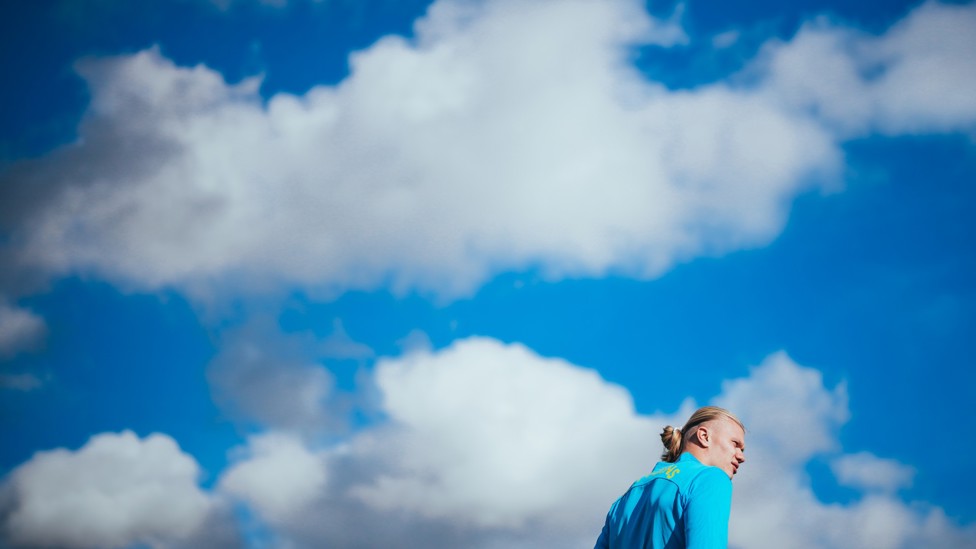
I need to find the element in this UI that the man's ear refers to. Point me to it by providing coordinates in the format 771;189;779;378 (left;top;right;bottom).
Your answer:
696;425;710;448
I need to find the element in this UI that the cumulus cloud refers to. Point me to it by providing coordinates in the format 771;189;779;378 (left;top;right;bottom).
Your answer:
351;337;664;531
0;0;846;302
755;1;976;137
243;336;681;548
0;431;217;549
0;2;952;305
0;303;46;359
0;2;972;304
17;342;964;548
219;432;327;524
210;339;975;548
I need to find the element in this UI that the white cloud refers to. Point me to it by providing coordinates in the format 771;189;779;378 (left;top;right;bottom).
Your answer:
0;303;46;359
1;0;843;301
756;1;976;137
241;339;975;548
29;340;961;548
1;431;214;549
219;432;327;524
350;337;665;532
1;2;972;304
5;0;956;304
253;336;686;547
831;451;916;493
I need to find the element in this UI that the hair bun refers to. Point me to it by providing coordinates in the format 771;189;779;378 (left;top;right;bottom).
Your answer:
659;425;683;463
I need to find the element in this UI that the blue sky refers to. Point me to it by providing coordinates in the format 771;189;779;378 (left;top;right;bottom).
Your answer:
1;0;975;548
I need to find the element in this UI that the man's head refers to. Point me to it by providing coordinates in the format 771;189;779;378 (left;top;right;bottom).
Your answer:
660;406;746;479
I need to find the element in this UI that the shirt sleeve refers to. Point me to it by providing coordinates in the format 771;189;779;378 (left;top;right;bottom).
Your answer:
683;467;733;549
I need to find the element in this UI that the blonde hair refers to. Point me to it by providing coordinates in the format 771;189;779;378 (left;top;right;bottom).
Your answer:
660;406;744;463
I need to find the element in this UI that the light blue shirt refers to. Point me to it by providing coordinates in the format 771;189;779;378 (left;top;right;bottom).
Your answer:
594;452;733;549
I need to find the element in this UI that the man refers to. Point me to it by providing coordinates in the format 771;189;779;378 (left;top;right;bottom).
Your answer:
595;406;746;549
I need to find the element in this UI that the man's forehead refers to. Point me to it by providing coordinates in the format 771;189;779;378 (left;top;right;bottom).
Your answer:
731;422;746;441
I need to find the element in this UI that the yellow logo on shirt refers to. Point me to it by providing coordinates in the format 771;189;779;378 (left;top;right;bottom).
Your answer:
652;464;680;479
